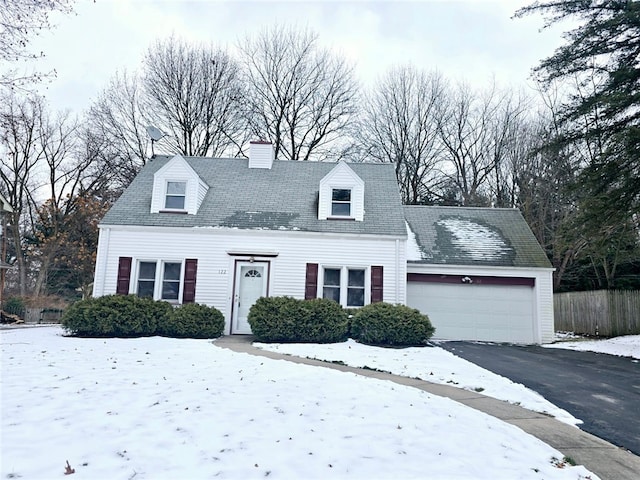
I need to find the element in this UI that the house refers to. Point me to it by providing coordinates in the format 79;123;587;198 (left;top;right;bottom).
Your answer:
92;142;555;343
404;206;554;344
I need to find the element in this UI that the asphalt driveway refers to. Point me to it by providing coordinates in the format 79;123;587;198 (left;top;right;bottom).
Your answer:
439;342;640;456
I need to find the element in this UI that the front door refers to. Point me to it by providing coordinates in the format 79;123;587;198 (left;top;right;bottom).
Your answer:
232;261;268;334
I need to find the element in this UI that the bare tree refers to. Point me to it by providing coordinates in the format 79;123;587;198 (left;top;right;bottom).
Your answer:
88;71;150;188
0;0;74;90
0;92;111;298
29;106;110;296
88;37;247;187
0;93;46;294
239;25;358;161
143;35;247;158
511;81;590;290
437;82;528;206
485;89;532;208
357;66;446;203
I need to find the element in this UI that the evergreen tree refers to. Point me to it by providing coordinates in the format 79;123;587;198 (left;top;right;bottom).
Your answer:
516;1;640;214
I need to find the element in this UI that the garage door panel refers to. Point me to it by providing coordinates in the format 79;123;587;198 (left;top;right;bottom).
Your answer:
407;282;535;344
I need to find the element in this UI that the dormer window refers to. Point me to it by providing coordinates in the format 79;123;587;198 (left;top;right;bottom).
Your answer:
331;189;351;217
318;162;364;221
165;181;186;210
151;155;208;215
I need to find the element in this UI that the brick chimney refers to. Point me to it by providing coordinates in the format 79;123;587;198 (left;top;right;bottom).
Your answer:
248;141;274;169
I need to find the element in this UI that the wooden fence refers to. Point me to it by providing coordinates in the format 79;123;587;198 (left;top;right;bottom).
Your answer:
24;308;64;324
554;290;640;336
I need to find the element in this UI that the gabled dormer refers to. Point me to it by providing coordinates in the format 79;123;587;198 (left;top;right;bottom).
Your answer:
318;161;365;221
150;155;209;215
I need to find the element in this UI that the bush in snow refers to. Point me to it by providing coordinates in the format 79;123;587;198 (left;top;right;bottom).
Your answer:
248;296;348;343
62;295;171;337
350;302;435;346
160;303;225;339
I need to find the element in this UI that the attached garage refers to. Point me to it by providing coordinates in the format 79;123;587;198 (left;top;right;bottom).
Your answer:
407;274;537;343
404;206;555;344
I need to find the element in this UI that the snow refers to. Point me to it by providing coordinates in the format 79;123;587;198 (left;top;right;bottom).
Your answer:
405;221;424;261
256;339;580;426
438;218;513;261
0;327;597;480
545;334;640;360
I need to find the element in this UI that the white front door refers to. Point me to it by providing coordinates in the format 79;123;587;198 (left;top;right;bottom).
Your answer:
232;262;268;334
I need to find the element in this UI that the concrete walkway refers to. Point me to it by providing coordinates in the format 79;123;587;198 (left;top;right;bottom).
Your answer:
214;336;640;480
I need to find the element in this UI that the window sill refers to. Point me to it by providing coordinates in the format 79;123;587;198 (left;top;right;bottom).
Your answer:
159;209;188;214
326;216;355;221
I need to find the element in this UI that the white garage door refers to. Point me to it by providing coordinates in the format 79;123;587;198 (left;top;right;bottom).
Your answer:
406;281;536;344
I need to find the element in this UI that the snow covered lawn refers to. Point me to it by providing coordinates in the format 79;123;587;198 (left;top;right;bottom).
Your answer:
0;327;597;480
256;339;580;425
545;334;640;360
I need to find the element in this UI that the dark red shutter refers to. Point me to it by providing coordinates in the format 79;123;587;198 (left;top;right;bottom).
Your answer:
182;259;198;303
305;263;318;300
116;257;132;295
371;266;383;303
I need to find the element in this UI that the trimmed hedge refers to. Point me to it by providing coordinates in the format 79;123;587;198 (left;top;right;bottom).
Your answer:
350;302;435;346
248;296;348;343
160;303;225;339
62;295;223;339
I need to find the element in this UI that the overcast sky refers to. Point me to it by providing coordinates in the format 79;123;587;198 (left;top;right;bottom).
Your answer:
31;0;568;114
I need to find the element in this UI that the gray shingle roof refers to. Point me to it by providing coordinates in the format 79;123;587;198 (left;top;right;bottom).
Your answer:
404;205;552;268
101;156;407;237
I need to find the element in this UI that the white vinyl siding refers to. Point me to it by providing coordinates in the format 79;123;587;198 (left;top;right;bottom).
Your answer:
536;273;555;343
94;226;405;334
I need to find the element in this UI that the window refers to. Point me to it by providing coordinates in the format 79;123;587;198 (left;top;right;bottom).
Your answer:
136;261;183;301
323;268;341;302
322;267;366;307
347;269;365;307
331;189;351;217
137;261;156;298
161;262;182;300
165;181;186;210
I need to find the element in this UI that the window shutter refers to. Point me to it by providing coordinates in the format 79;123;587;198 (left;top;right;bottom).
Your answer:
371;266;383;303
116;257;132;295
182;259;198;303
305;263;318;300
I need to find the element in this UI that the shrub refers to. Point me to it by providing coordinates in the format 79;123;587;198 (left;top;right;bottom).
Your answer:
247;296;302;342
350;302;435;346
3;297;26;318
62;295;171;337
161;303;225;339
297;298;349;343
248;296;348;343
